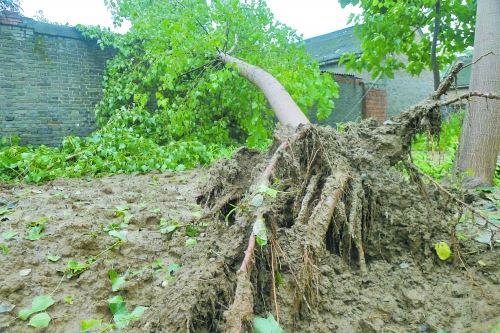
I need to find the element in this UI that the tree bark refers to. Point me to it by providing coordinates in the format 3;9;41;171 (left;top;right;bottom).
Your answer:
217;52;310;127
452;0;500;187
431;0;440;91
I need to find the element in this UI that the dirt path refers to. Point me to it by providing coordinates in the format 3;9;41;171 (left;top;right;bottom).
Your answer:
0;165;499;332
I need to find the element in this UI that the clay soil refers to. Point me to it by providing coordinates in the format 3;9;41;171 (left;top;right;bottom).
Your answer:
0;136;500;332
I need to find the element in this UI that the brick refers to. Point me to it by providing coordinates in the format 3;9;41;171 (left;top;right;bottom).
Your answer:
0;16;113;147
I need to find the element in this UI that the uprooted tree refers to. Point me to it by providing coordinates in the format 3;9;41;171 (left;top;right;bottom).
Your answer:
128;56;500;332
75;1;500;332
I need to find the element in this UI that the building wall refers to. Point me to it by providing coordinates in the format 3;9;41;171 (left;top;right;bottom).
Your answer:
318;55;434;120
364;87;386;123
0;12;111;146
308;73;365;126
385;53;434;118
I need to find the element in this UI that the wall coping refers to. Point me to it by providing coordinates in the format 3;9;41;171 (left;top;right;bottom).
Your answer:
0;11;82;39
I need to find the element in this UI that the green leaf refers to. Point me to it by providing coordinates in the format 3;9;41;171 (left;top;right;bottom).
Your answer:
46;255;61;262
186;225;198;237
253;219;267;246
275;269;282;290
2;231;18;239
476;186;497;193
490;320;500;333
31;295;55;313
108;295;128;317
167;263;180;274
81;318;102;330
109;269;126;292
251;194;264;207
257;184;277;198
254;313;284;333
185;238;197;246
114;306;148;329
1;244;9;254
64;295;73;303
18;308;34;320
108;230;125;241
27;312;51;328
19;295;54;320
435;242;452;260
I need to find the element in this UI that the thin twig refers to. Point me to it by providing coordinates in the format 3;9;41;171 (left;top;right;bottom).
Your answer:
439;91;500;107
455;243;489;298
462;51;495;70
414;167;500;230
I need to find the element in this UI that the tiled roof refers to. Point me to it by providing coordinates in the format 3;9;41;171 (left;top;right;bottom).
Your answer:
304;26;362;65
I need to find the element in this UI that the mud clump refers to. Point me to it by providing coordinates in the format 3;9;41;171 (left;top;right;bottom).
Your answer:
1;123;499;333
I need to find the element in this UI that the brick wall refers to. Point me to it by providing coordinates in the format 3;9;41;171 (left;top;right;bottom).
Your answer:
319;55;433;120
0;11;112;147
363;87;387;123
308;73;365;126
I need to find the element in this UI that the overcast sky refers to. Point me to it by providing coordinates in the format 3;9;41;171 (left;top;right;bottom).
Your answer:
19;0;359;39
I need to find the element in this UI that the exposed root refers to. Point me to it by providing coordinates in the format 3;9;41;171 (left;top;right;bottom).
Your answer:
223;272;254;333
140;61;496;332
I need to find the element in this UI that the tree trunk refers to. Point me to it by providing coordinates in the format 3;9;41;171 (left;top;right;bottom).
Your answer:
217;52;310;127
431;0;440;91
452;0;500;187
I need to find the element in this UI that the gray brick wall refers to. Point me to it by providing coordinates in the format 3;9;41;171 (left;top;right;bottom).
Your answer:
0;12;112;147
308;73;365;126
319;58;434;120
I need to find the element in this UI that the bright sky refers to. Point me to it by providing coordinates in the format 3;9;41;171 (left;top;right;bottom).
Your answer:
19;0;359;39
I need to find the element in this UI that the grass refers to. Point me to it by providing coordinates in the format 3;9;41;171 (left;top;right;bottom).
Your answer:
412;109;500;186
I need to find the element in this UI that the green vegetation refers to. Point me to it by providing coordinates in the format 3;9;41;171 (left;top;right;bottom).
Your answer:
1;0;331;184
411;109;500;186
338;0;475;79
411;111;463;182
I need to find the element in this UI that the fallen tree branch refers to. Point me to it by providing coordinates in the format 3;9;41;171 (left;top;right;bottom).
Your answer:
408;163;500;230
439;91;500;106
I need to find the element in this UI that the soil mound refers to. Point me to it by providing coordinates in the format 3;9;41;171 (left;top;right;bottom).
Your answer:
1;122;499;333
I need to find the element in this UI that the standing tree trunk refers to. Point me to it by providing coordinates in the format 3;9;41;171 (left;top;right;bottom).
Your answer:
452;0;500;187
431;0;441;91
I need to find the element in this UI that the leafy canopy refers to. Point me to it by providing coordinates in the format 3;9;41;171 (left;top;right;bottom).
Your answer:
338;0;476;79
79;0;338;148
0;0;22;13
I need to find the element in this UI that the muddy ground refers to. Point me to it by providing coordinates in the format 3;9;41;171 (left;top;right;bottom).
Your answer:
0;146;499;332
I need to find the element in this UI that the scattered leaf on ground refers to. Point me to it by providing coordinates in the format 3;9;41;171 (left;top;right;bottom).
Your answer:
185;238;197;246
109;269;126;292
108;230;125;241
254;313;284;333
435;242;452;260
18;295;54;320
81;318;102;330
46;255;61;262
27;312;51;328
2;231;18;239
19;268;32;276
